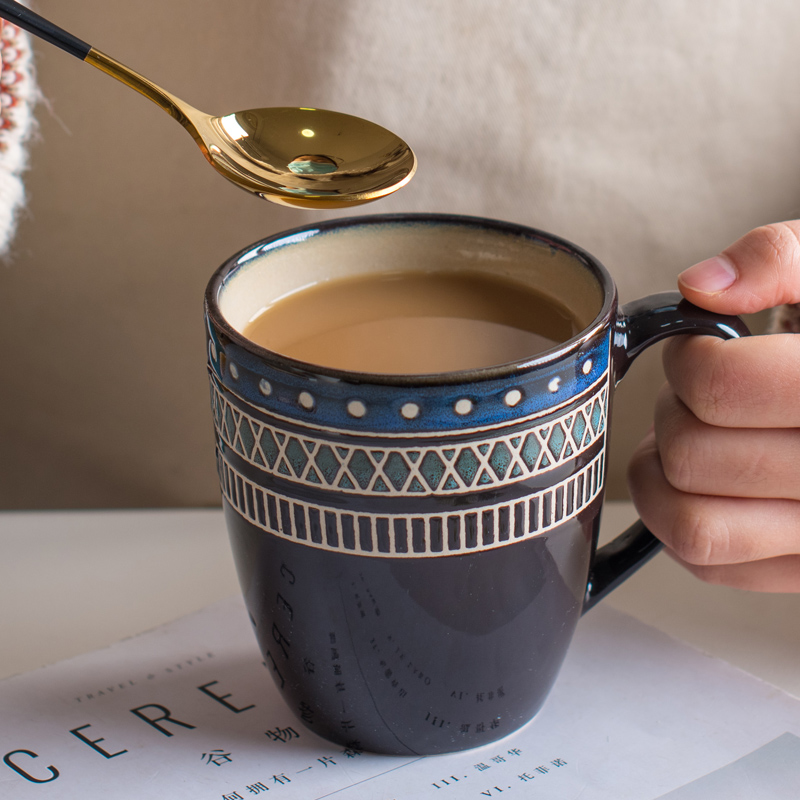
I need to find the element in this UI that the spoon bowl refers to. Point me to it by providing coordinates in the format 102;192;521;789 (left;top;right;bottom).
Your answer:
2;1;415;208
200;106;415;208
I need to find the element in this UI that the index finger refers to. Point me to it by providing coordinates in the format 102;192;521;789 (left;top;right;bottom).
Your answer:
663;333;800;428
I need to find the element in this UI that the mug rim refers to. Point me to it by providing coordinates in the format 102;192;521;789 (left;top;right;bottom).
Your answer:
204;212;617;387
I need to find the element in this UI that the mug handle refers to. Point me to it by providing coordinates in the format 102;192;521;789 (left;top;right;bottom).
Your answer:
582;291;750;613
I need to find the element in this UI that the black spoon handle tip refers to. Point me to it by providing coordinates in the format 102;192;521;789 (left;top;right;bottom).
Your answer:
0;0;91;60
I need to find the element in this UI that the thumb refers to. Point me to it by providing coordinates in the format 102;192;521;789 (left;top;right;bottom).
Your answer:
677;221;800;315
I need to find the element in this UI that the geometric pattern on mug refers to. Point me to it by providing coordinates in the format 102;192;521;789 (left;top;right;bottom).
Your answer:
218;448;606;558
211;382;607;497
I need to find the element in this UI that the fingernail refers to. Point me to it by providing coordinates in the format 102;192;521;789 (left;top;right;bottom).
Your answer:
678;256;737;294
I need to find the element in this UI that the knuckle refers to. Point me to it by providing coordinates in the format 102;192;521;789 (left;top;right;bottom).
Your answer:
733;222;800;307
680;343;743;426
670;502;730;566
658;426;699;493
745;222;800;270
732;448;772;493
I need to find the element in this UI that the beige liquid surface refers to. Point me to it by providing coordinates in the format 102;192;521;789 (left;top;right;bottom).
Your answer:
242;271;579;374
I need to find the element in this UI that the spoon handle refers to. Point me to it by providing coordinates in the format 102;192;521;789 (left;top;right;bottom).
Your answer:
0;0;90;59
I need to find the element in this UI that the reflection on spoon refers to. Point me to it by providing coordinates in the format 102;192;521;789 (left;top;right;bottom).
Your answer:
287;155;339;176
0;1;416;208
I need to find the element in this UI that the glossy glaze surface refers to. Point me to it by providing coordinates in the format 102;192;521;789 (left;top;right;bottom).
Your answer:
205;214;747;754
225;500;596;754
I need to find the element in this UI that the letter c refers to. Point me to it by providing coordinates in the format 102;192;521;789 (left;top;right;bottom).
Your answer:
3;749;59;783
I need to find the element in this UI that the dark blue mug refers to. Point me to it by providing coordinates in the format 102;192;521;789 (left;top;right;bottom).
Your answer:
204;214;747;755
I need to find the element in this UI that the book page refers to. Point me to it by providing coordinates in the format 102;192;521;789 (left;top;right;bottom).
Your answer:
2;596;799;799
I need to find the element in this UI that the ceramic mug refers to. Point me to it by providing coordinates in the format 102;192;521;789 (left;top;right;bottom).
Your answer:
204;214;748;755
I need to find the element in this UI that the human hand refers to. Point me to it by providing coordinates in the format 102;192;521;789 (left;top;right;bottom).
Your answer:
627;221;800;591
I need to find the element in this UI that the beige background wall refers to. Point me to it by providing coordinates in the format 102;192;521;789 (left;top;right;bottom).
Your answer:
1;0;788;509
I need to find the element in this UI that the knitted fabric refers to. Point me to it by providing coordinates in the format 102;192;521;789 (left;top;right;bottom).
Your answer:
0;19;36;256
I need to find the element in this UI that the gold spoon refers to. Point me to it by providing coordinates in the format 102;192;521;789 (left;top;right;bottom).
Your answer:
0;1;416;208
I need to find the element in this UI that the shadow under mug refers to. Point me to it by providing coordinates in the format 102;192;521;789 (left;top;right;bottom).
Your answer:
204;214;748;756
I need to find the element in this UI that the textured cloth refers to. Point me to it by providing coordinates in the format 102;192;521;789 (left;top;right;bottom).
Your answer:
0;20;35;255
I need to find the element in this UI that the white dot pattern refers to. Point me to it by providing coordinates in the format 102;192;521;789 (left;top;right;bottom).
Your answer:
299;391;315;410
401;402;420;419
454;398;473;415
347;400;367;418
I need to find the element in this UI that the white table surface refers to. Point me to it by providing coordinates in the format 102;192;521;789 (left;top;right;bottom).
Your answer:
1;503;798;698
